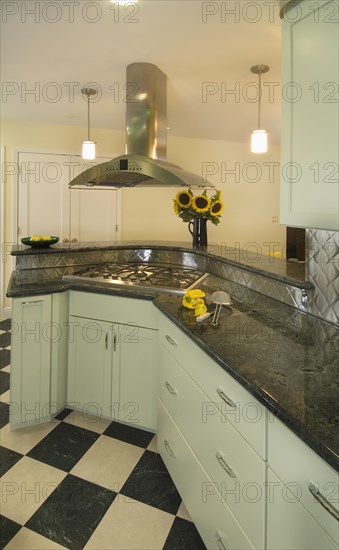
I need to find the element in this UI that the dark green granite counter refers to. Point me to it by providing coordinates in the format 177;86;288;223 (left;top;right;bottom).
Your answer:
154;289;339;473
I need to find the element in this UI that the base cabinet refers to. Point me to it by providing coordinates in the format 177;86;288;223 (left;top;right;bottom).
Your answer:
10;293;68;428
67;292;158;431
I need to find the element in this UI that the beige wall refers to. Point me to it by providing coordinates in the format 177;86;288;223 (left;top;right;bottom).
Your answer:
1;118;285;313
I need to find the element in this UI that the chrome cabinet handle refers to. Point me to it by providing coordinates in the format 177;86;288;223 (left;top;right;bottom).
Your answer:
216;451;237;478
113;332;117;352
21;299;44;305
71;238;78;242
63;238;69;243
105;332;108;350
309;483;339;521
165;381;177;396
215;531;227;550
216;387;236;408
165;334;177;347
164;439;176;459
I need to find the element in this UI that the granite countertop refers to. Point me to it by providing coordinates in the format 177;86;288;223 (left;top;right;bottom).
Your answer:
154;288;339;473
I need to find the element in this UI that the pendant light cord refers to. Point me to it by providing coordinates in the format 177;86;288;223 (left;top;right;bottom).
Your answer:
258;72;262;129
87;92;91;141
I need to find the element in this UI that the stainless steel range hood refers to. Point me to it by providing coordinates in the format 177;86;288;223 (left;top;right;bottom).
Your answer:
69;63;214;189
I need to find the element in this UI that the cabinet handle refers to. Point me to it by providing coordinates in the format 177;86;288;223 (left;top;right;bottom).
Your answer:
216;387;236;408
63;238;69;243
216;451;237;478
164;439;176;459
105;332;108;349
165;380;177;396
308;483;339;521
215;531;227;550
113;332;117;352
71;238;78;242
21;299;44;305
165;334;177;347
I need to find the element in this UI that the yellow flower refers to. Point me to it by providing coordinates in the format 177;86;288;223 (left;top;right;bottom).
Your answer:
175;190;191;209
173;200;180;216
210;200;224;216
192;195;210;214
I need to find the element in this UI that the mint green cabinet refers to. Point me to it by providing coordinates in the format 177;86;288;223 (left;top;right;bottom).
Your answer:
10;293;68;427
280;0;339;230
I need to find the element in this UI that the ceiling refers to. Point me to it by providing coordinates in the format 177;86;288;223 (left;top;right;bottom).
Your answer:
1;0;282;145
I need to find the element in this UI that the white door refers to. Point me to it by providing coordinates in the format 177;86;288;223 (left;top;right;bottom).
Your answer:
17;151;121;243
17;152;70;241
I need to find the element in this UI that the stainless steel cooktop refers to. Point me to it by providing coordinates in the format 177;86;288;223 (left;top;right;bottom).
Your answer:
63;263;208;294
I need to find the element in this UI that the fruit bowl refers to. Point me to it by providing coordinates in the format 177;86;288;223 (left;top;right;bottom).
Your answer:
21;236;59;248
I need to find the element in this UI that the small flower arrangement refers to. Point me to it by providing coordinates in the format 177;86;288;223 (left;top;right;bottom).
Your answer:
173;188;224;225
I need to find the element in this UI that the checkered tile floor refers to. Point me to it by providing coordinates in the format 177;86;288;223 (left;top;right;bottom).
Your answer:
0;319;206;549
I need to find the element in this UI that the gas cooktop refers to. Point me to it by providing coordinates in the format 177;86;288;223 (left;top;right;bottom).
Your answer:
63;263;208;294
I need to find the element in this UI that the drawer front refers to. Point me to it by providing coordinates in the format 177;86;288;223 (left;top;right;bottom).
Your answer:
267;467;337;550
70;291;157;328
159;346;265;549
158;312;266;459
158;399;255;550
268;416;338;545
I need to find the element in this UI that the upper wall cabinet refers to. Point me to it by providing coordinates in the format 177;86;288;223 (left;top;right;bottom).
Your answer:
280;0;339;230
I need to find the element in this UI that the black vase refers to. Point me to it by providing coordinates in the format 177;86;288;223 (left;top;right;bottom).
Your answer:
188;218;208;248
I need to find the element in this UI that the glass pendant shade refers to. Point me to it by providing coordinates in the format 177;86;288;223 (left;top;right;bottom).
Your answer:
82;140;96;160
251;129;268;153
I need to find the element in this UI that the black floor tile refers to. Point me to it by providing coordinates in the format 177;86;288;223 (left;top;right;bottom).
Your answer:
55;407;73;421
163;517;206;550
104;420;154;448
27;422;99;472
0;402;9;429
0;515;21;549
0;446;23;477
0;319;11;331
0;371;10;394
121;450;181;515
0;331;11;348
26;473;117;550
0;349;10;369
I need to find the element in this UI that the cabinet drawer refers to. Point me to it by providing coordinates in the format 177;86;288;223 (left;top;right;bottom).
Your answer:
158;399;255;550
268;416;338;545
69;291;157;329
158;312;266;459
159;345;265;548
267;467;337;550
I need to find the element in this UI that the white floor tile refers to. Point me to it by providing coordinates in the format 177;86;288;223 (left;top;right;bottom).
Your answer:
0;389;10;403
2;365;11;373
147;434;158;453
0;456;66;525
85;498;174;550
176;501;192;521
63;409;112;434
5;527;68;549
70;434;144;491
0;421;59;454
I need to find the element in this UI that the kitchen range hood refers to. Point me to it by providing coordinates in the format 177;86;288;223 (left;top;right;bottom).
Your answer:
69;63;214;189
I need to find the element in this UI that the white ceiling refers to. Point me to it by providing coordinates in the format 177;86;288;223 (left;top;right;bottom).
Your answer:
1;0;282;145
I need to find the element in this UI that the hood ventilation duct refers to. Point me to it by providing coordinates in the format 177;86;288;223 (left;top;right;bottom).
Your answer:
69;63;214;189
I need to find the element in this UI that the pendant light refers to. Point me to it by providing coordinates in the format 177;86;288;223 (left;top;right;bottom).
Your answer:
81;87;96;160
250;64;269;153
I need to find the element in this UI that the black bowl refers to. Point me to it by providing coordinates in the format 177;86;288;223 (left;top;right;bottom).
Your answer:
21;236;59;248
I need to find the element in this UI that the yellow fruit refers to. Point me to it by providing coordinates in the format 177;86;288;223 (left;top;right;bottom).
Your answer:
42;236;52;241
195;303;207;317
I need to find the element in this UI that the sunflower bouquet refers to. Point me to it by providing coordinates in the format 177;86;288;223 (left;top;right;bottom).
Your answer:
173;189;224;225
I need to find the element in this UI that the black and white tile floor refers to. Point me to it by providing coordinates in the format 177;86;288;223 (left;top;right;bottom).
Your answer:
0;319;206;550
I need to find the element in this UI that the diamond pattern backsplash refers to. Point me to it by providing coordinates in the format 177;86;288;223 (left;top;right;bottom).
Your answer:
306;230;339;325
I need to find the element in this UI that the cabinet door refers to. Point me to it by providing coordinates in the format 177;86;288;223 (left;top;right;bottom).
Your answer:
267;467;337;550
67;316;112;418
10;295;52;427
114;324;158;431
68;157;121;242
280;0;339;230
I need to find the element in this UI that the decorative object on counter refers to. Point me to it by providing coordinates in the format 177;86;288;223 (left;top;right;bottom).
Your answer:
182;289;207;317
250;64;269;153
21;236;59;248
81;87;97;160
173;188;224;248
210;290;232;326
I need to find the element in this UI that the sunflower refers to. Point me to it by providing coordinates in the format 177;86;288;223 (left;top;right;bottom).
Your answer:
210;200;224;216
192;195;210;214
173;200;180;216
175;190;192;209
